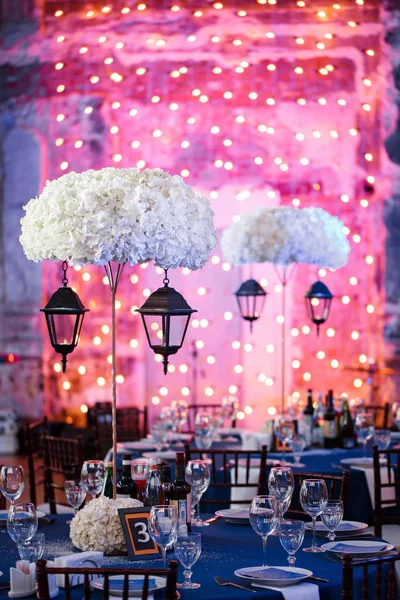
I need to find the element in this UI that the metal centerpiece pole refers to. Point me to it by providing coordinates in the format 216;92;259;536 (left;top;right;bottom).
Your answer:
104;261;126;500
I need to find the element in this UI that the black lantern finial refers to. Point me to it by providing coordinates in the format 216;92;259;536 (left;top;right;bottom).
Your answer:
235;279;267;332
41;261;89;372
304;280;333;335
137;270;197;374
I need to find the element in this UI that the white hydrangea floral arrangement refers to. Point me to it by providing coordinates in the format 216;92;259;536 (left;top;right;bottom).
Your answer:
20;167;216;270
70;496;143;554
221;206;350;268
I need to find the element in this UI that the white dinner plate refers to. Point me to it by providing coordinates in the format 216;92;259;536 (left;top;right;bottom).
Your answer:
142;451;176;460
305;520;368;535
235;566;313;587
321;540;394;557
340;457;386;468
91;575;166;597
118;441;157;450
0;509;46;521
146;433;192;443
215;508;250;524
218;428;248;436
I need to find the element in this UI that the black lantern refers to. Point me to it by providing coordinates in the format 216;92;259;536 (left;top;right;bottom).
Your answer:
137;271;197;375
41;261;88;372
235;279;267;332
304;280;333;335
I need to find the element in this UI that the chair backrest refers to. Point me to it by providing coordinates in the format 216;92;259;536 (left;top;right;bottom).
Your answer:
44;435;83;514
372;445;400;537
36;559;178;600
184;444;267;505
93;405;148;459
287;469;350;518
365;403;390;429
25;417;48;506
0;465;5;510
185;404;236;432
342;553;400;599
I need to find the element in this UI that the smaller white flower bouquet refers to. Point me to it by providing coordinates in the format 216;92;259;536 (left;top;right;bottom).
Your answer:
70;496;143;555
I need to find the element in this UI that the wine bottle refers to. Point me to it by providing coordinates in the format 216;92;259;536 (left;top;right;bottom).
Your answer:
116;454;138;500
303;389;314;435
101;462;114;498
323;390;337;449
170;452;192;534
339;399;355;449
161;465;172;506
144;458;164;507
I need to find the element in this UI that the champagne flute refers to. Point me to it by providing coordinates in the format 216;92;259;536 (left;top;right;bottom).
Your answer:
80;460;105;499
64;480;87;524
268;467;294;531
279;520;305;565
148;505;178;567
0;466;25;506
249;495;278;567
300;479;328;552
175;532;202;589
7;503;38;544
321;500;343;542
185;460;210;527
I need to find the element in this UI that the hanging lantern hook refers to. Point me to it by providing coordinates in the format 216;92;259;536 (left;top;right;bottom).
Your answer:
163;269;170;287
62;261;69;286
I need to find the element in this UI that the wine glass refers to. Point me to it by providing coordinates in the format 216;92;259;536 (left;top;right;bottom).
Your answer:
355;413;374;457
222;396;238;424
131;459;150;504
80;460;105;499
64;480;87;523
374;430;391;451
148;505;178;567
150;421;168;451
210;408;224;438
321;500;343;542
17;532;45;561
175;532;202;589
194;435;212;450
268;467;294;531
300;479;328;553
171;400;188;443
274;419;295;465
185;460;210;527
7;503;38;544
279;520;305;565
194;412;212;437
0;465;25;505
290;436;306;466
249;495;278;567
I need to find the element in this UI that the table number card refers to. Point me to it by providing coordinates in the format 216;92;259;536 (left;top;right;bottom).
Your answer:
118;507;161;561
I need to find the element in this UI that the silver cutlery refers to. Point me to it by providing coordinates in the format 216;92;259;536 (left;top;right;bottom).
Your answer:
241;572;329;584
214;576;255;593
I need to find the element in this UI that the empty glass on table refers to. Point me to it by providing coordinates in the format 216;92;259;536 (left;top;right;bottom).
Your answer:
279;520;305;565
300;479;328;552
175;532;202;589
321;499;343;542
0;465;25;506
148;505;178;567
17;532;45;561
80;460;105;500
355;413;375;457
249;495;278;567
64;480;87;523
268;467;294;531
374;430;391;451
274;419;295;465
290;436;306;466
150;421;169;451
7;503;38;544
185;460;210;527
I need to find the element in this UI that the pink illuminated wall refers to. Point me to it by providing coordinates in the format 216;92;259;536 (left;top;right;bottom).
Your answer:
4;0;393;427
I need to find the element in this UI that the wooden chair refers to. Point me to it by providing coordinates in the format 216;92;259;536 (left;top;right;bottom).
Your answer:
0;465;5;510
184;444;267;505
286;470;350;518
185;404;236;432
365;403;390;430
93;405;148;459
372;445;400;538
44;435;83;514
36;559;178;600
25;417;48;506
342;553;400;599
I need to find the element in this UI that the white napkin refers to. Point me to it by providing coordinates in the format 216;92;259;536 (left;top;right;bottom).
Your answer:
353;466;396;509
251;581;320;600
230;466;259;508
54;551;103;587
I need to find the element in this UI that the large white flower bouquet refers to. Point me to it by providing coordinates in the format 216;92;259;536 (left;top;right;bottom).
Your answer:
20;167;216;270
70;496;143;555
221;206;350;268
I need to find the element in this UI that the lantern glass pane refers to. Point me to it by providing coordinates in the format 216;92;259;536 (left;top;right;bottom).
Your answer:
53;314;77;345
255;295;265;318
73;313;85;345
143;315;169;347
169;315;190;347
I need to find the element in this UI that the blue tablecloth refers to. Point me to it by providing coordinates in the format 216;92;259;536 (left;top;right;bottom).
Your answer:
0;514;392;600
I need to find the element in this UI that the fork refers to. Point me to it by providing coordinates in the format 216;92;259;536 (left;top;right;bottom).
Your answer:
214;576;256;593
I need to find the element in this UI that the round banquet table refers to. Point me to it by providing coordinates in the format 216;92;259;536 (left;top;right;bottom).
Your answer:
0;514;392;600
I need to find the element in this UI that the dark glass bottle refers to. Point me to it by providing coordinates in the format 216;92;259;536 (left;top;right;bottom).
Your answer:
144;458;164;507
303;389;314;432
323;390;337;449
161;465;172;506
170;452;192;534
116;454;137;500
339;399;355;449
101;462;114;498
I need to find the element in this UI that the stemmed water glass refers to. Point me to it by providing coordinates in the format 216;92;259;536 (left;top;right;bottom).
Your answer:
17;532;45;561
175;532;202;589
249;495;278;567
321;500;343;542
80;460;105;499
300;479;328;552
279;520;305;565
7;503;38;544
222;396;238;424
171;400;188;444
185;460;210;527
150;421;168;451
290;436;306;466
268;467;294;532
355;413;375;457
374;430;391;451
0;465;25;506
194;412;212;450
64;480;87;523
274;419;295;465
148;505;178;567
